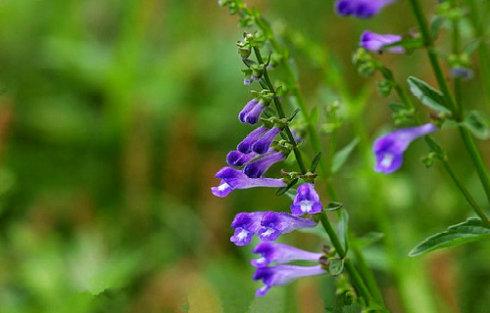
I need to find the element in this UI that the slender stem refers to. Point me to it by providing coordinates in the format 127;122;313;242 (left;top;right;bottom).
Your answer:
408;0;490;208
254;48;308;174
391;79;490;223
319;213;374;306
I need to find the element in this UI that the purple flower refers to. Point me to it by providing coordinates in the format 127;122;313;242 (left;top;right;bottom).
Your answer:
237;126;268;154
244;151;285;178
252;127;281;154
290;183;323;216
230;212;267;246
258;212;316;241
373;123;437;174
251;242;323;268
239;99;266;124
211;167;286;198
360;31;404;54
451;67;474;80
335;0;394;18
226;150;257;167
253;265;325;297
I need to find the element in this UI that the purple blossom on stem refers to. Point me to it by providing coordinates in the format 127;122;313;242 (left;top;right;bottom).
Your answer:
226;150;257;167
335;0;394;18
239;99;266;124
237;126;268;154
373;123;437;174
290;183;323;216
252;127;281;154
244;151;285;178
251;242;323;268
211;167;286;198
451;67;474;80
258;212;316;241
230;211;267;246
360;31;404;54
253;265;325;297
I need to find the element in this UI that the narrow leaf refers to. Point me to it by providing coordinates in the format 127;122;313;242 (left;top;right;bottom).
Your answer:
407;76;451;114
326;202;343;212
331;138;359;173
463;110;490;140
409;217;490;257
337;209;349;253
310;152;322;172
276;178;298;196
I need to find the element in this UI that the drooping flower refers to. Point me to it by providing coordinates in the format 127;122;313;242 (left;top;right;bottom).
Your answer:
360;31;404;54
253;265;325;297
244;151;285;178
251;242;323;268
252;127;281;154
335;0;395;18
237;126;268;154
211;167;286;198
230;211;267;246
290;183;323;216
373;123;437;174
258;212;316;241
226;150;257;167
239;99;266;124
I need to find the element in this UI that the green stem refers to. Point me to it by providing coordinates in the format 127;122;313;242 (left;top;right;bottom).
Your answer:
408;0;490;208
319;213;374;306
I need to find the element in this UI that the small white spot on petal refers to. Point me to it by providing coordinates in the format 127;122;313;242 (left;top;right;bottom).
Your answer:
218;182;230;191
380;153;394;168
300;200;312;213
236;229;249;241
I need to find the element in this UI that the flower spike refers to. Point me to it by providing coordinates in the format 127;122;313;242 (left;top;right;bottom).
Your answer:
258;212;316;241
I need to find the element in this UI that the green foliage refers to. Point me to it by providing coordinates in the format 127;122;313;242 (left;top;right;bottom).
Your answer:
409;218;490;257
331;139;360;174
407;76;451;114
463;110;490;140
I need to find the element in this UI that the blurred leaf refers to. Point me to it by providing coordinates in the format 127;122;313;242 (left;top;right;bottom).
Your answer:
327;258;344;276
407;76;451;114
276;178;298;196
248;287;286;313
463;110;490;140
337;209;349;253
310;152;322;172
409;218;490;257
326;202;343;212
331;138;359;173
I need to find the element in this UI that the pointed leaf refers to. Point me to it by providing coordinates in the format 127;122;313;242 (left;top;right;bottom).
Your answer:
337;209;349;253
463;110;490;140
407;76;451;114
409;217;490;257
310;152;322;172
331;138;359;173
326;202;343;212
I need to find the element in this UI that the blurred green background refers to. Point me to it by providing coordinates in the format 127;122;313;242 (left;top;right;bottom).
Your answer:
0;0;489;312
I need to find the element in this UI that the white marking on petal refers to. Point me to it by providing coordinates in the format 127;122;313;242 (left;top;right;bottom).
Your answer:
300;200;313;213
380;153;394;168
218;182;230;191
261;228;275;238
236;229;249;241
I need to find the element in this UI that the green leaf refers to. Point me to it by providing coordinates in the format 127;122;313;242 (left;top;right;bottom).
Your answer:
327;258;344;276
337;209;349;253
326;202;344;212
409;218;490;257
407;76;451;114
276;178;298;196
310;152;322;172
331;138;359;173
463;110;490;140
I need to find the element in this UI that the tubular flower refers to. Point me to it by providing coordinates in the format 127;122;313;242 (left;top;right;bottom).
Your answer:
211;167;286;198
360;31;404;54
251;242;323;268
253;265;325;297
244;151;285;178
226;150;257;167
239;99;266;124
237;126;268;153
373;123;437;174
230;212;268;246
335;0;395;18
252;127;281;154
290;183;323;216
258;212;316;241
